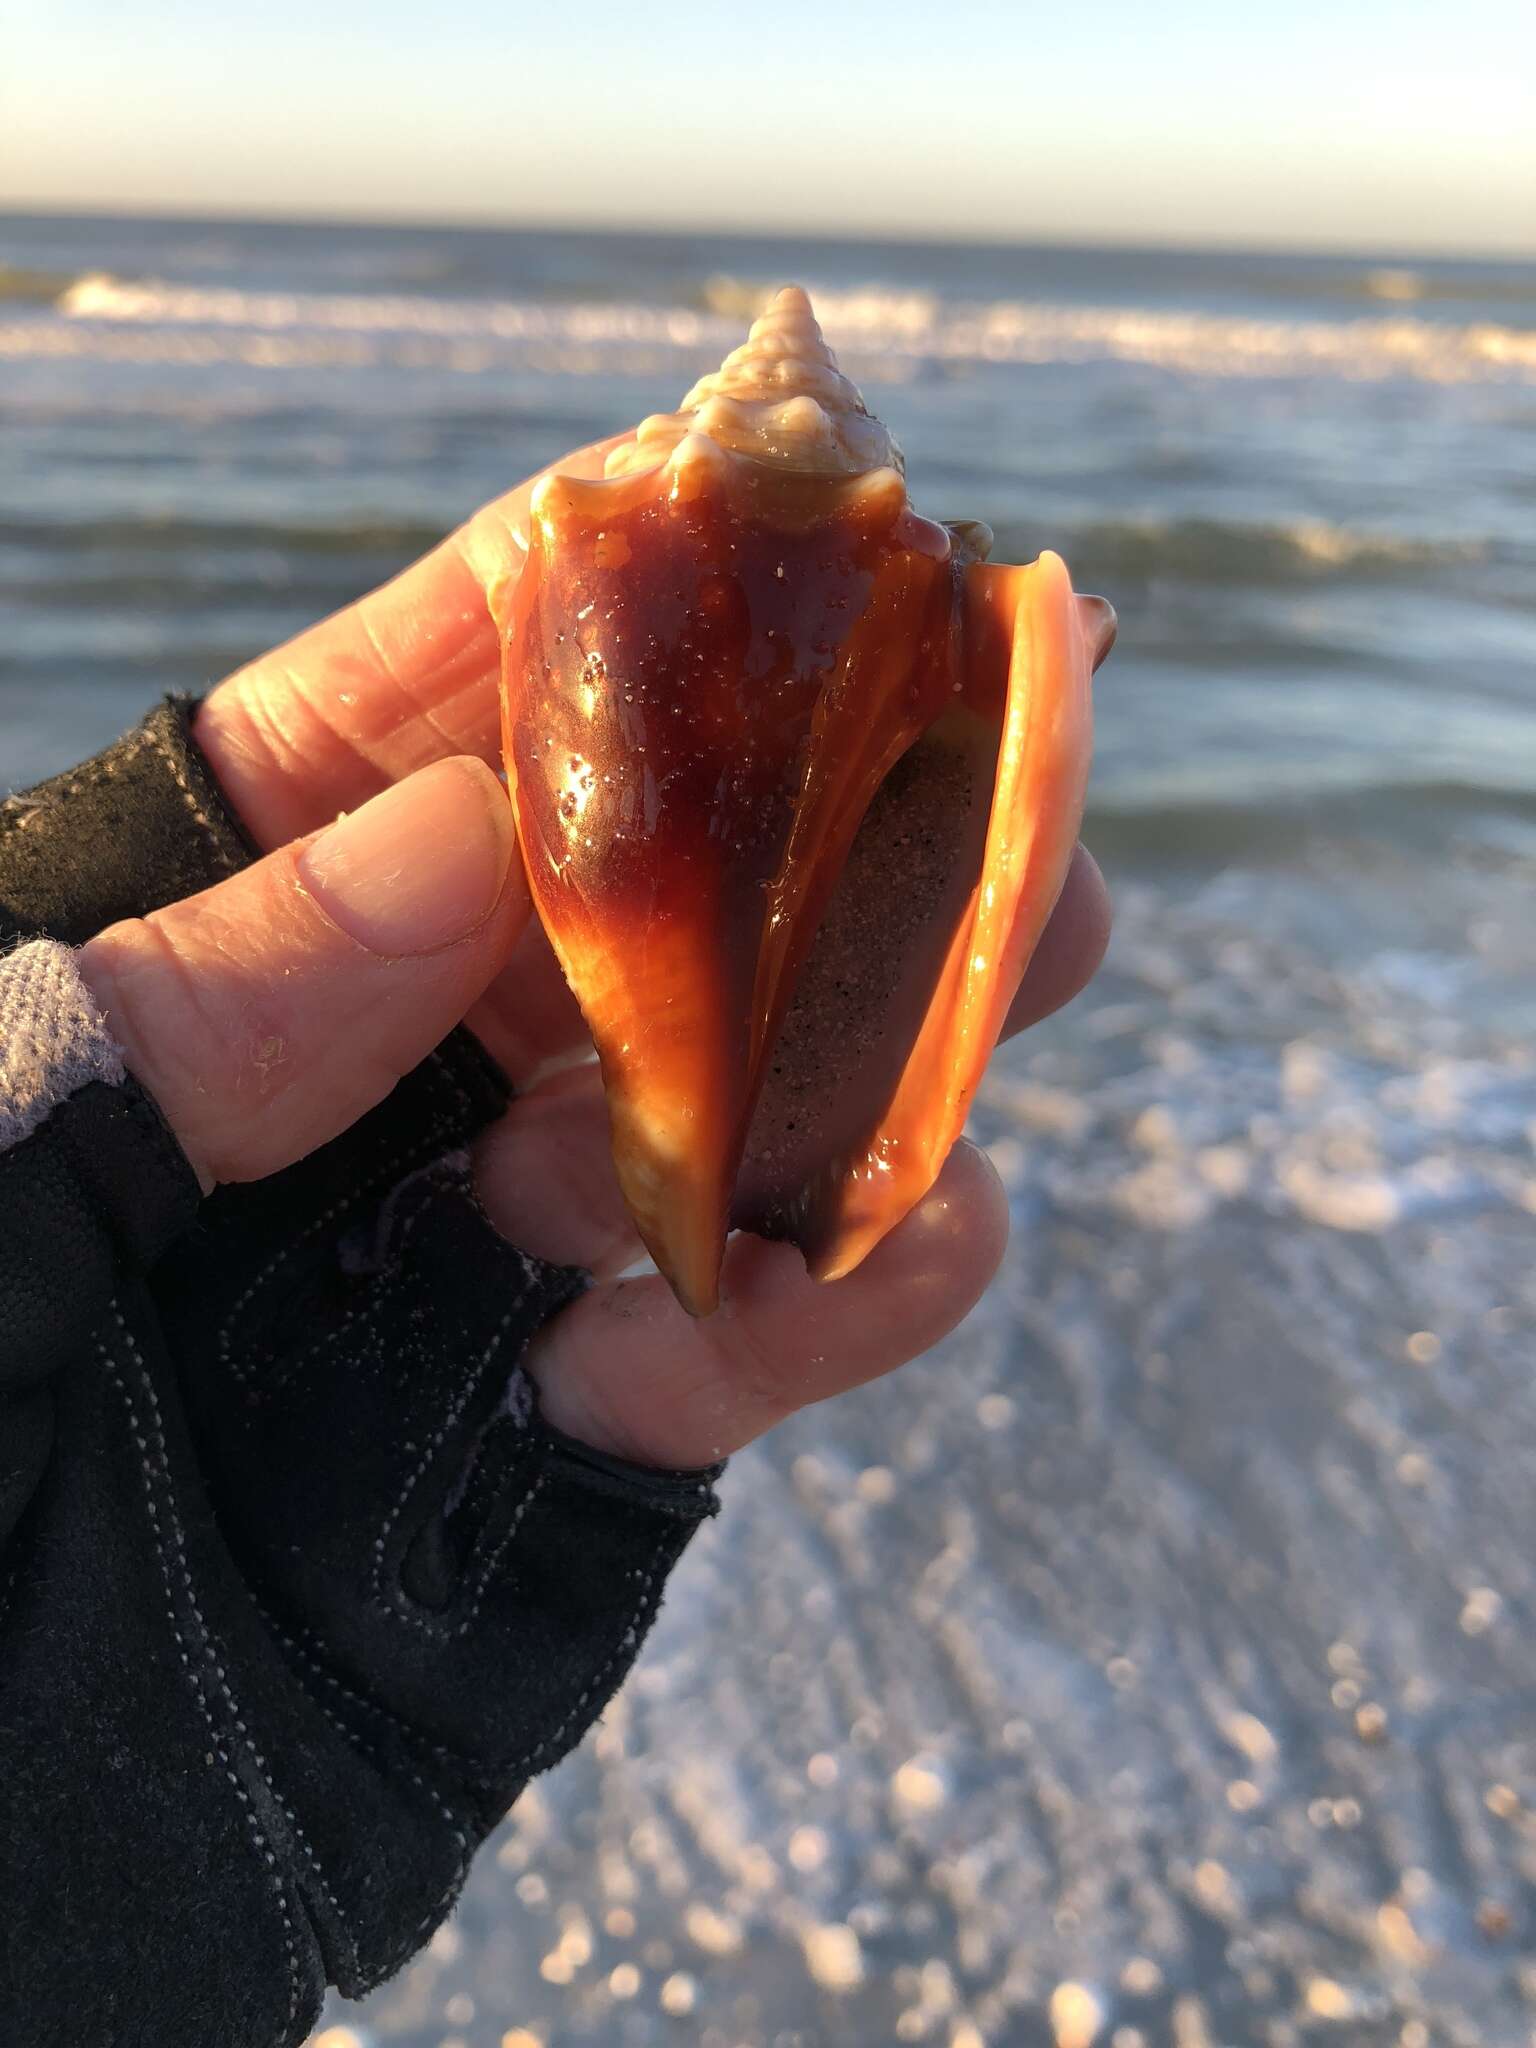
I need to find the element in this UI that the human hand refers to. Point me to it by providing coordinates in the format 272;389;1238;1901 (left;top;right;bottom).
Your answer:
86;441;1111;1470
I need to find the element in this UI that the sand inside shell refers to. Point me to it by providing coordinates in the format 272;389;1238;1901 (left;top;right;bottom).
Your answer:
734;710;996;1233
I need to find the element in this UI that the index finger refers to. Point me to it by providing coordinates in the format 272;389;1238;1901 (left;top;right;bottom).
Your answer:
194;434;630;850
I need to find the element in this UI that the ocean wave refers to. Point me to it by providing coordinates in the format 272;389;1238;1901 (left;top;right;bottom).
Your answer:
1085;778;1536;867
1012;515;1489;587
1301;265;1536;309
5;507;1489;599
51;271;731;342
0;511;444;557
2;273;1529;386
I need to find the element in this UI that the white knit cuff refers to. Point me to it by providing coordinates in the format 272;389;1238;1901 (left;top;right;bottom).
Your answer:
0;939;127;1151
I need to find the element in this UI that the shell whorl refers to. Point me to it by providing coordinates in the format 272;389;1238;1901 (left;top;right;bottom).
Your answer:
603;286;901;480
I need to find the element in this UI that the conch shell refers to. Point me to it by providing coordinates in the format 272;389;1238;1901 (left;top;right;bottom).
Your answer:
496;288;1113;1315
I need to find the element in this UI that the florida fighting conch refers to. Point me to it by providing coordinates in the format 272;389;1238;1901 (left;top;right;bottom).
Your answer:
493;287;1116;1316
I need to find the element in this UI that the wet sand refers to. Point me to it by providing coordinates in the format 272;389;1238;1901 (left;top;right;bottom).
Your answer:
316;852;1536;2048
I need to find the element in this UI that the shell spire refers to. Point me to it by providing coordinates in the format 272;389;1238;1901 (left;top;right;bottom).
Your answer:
605;283;901;481
498;289;1112;1314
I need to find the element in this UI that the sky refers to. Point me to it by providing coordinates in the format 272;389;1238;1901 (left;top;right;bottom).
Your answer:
5;0;1534;256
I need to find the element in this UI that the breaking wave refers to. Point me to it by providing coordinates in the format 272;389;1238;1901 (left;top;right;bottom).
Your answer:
1006;515;1492;587
1;272;1531;385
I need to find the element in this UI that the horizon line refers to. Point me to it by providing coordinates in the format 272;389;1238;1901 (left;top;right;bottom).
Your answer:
4;199;1533;270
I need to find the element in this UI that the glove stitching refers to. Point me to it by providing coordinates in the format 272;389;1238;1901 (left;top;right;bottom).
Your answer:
251;1152;474;1398
369;1274;542;1632
141;718;243;878
241;1596;476;1995
101;1305;308;2044
219;1053;471;1382
251;1493;697;1782
0;733;154;845
382;1870;470;1987
219;1055;471;1389
242;1175;444;1405
307;1684;476;1990
107;1295;367;1999
498;1524;680;1782
449;1468;549;1639
245;1586;494;1776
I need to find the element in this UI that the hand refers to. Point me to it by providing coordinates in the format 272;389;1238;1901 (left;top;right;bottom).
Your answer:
86;444;1112;1470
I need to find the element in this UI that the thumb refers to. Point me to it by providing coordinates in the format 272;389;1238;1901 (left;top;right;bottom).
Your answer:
79;755;525;1187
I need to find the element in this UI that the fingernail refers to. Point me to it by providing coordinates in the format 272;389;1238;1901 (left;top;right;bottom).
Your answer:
300;757;513;956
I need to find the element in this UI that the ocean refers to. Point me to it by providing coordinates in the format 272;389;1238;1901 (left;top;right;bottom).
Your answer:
4;213;1536;2045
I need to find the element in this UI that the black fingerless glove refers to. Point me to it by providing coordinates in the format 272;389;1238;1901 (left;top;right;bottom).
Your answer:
0;700;720;2048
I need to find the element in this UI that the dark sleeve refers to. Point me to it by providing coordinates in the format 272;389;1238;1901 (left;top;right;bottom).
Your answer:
0;701;721;2047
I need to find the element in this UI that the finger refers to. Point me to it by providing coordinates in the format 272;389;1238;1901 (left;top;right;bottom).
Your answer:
464;913;591;1086
475;1064;640;1278
1000;844;1111;1042
525;1140;1009;1469
79;757;527;1187
193;434;629;852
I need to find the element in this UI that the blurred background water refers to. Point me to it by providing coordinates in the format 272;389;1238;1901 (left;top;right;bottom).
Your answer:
4;214;1536;2046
